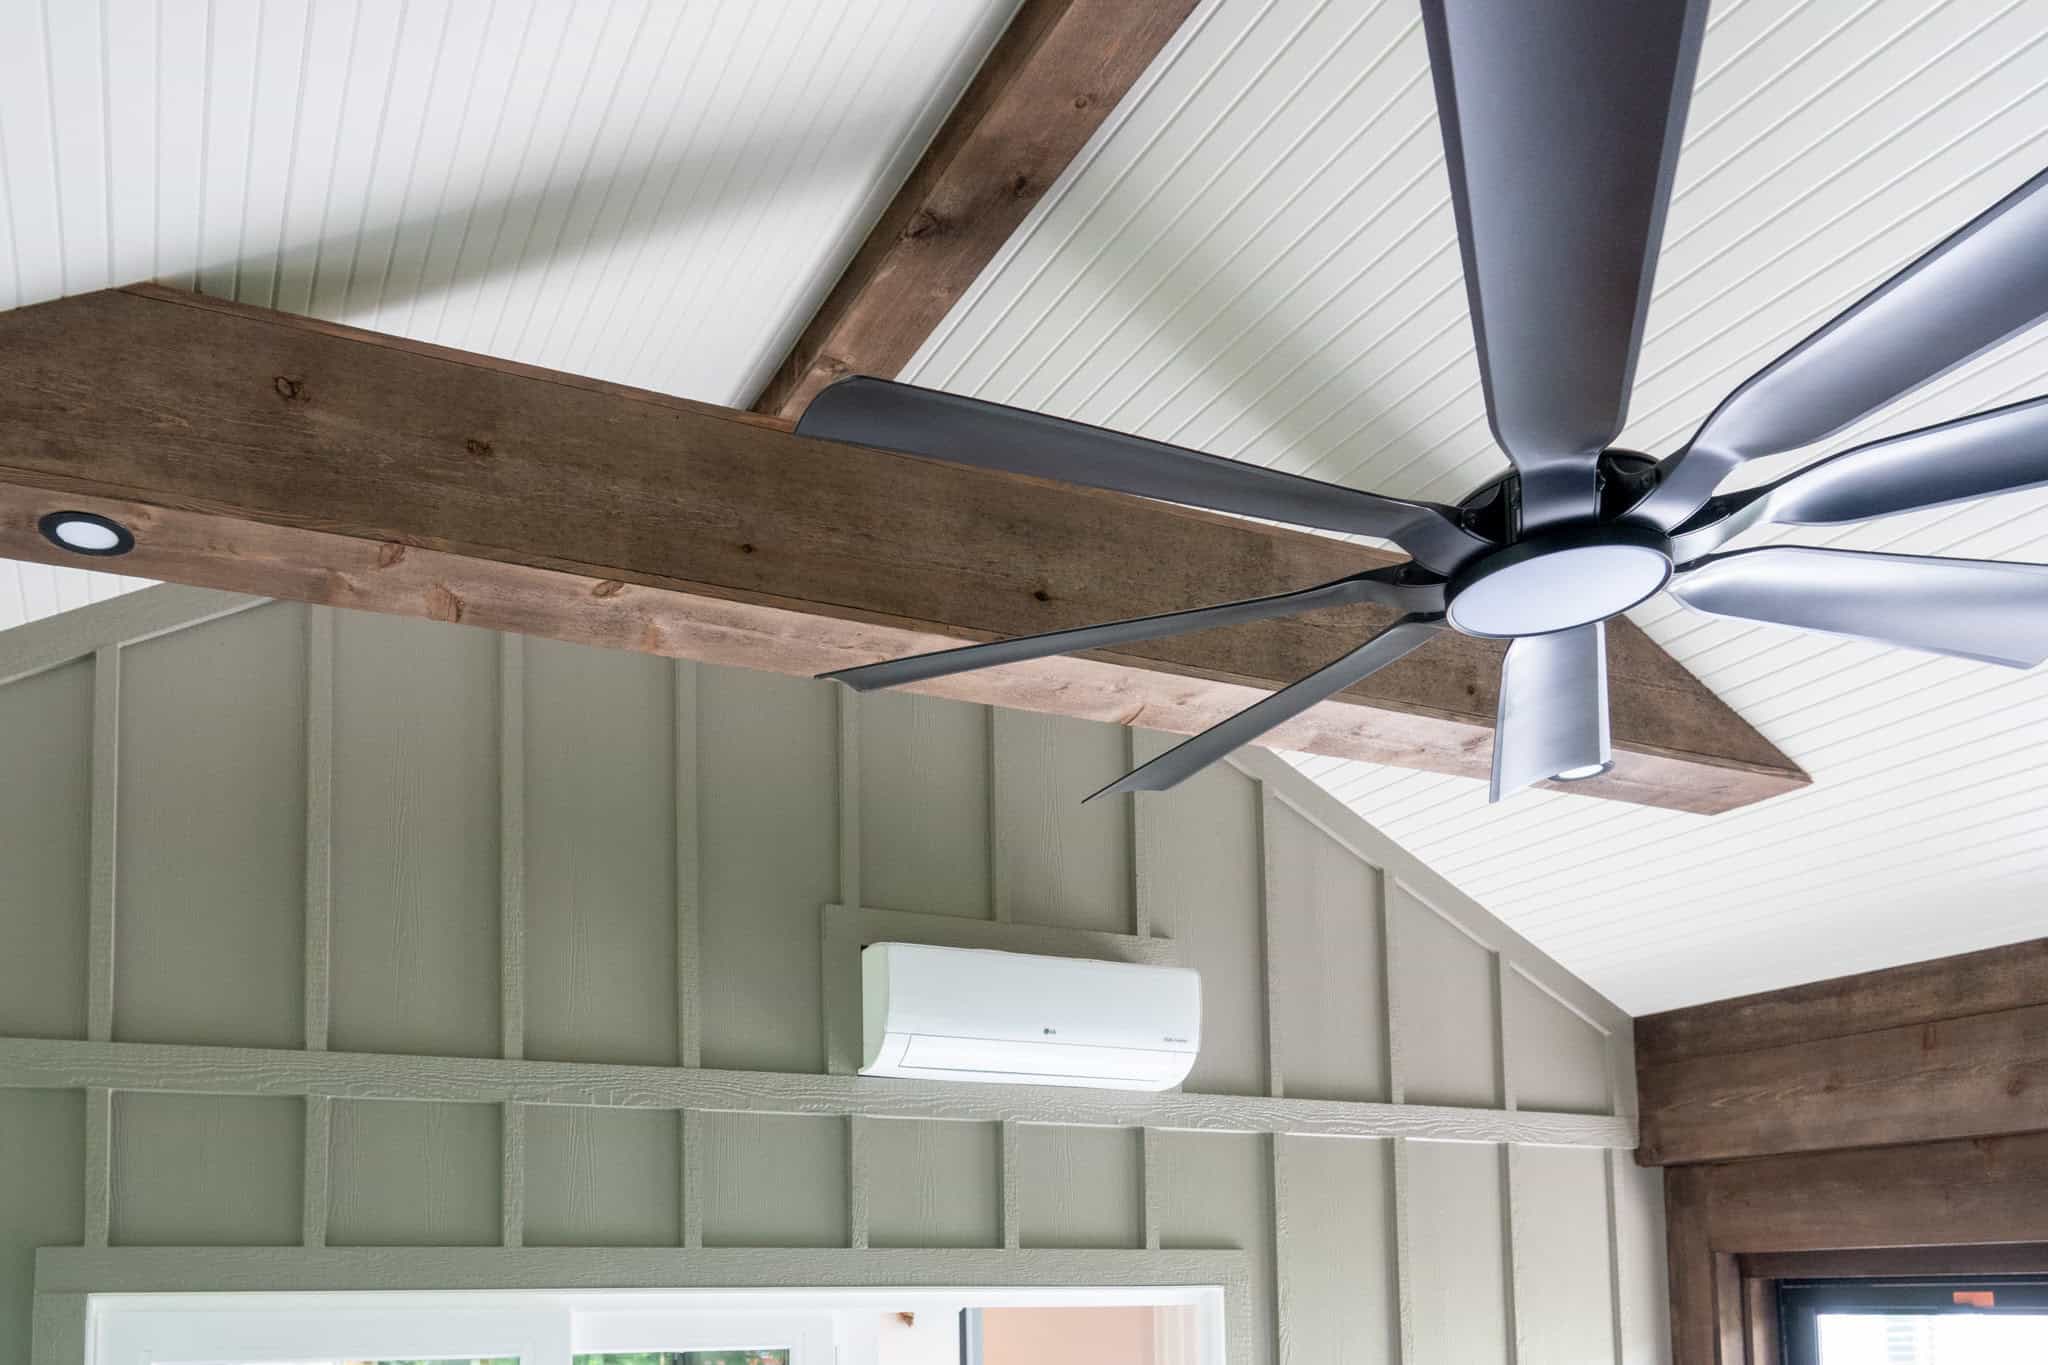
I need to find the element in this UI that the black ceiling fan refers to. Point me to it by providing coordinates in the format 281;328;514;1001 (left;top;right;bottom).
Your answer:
796;0;2048;804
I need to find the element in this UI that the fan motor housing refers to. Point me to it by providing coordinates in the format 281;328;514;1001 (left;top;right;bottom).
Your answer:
1445;523;1674;639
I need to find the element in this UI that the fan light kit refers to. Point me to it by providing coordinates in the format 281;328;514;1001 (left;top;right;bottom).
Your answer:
39;510;135;557
796;0;2048;805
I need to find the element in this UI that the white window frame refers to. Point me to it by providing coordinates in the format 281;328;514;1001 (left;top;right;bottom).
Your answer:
82;1285;1225;1365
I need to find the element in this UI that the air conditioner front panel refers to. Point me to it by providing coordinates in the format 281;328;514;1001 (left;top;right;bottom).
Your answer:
859;942;1200;1092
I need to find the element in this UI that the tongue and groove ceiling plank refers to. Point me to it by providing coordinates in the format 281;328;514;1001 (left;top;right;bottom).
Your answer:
0;285;1801;813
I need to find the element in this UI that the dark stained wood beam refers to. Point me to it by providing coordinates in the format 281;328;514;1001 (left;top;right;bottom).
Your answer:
0;286;1806;812
1636;937;2048;1164
752;0;1200;417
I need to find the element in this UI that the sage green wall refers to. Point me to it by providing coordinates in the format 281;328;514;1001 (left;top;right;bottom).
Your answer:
0;595;1669;1363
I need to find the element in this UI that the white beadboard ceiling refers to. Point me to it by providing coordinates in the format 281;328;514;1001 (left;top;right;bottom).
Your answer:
906;0;2048;1013
5;0;2046;1013
0;0;1019;628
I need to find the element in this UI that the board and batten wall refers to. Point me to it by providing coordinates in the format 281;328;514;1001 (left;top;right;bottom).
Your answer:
0;587;1668;1363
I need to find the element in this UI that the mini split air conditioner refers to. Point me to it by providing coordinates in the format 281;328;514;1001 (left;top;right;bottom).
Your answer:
859;942;1201;1091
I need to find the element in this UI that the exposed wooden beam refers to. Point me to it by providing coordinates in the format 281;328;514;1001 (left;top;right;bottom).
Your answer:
0;286;1805;812
1635;937;2048;1164
753;0;1200;416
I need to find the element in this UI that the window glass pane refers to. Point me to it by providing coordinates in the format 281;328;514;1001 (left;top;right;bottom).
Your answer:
1819;1313;2048;1364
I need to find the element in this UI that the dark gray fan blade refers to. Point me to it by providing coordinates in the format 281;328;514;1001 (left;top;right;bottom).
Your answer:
1638;165;2048;529
795;376;1490;574
1420;0;1708;528
1671;395;2048;561
1489;623;1611;803
1086;615;1445;801
821;567;1442;692
1669;547;2048;668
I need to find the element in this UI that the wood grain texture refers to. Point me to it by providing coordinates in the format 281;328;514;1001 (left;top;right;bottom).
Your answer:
861;1117;1001;1249
523;1107;681;1248
0;1035;1639;1146
111;604;307;1049
327;611;501;1059
1404;1140;1511;1365
1133;746;1268;1097
990;711;1134;934
1150;1132;1277;1365
326;1099;500;1248
0;660;92;1041
696;665;837;1074
858;692;994;919
751;0;1205;417
0;1089;84;1365
1388;884;1501;1110
109;1092;303;1247
1702;1130;2048;1253
1511;1146;1616;1365
1740;1244;2048;1279
521;639;679;1067
1636;937;2048;1066
1263;797;1388;1102
1638;998;2048;1165
697;1113;850;1249
1502;970;1612;1118
1015;1124;1145;1249
0;287;1804;812
1272;1136;1399;1365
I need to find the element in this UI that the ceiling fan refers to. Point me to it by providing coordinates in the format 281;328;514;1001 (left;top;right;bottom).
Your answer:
795;0;2048;804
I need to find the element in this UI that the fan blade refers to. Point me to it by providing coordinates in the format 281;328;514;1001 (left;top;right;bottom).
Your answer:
1086;615;1444;801
1420;0;1707;527
1489;623;1611;803
821;568;1441;692
1638;165;2048;529
1671;395;2048;561
1669;547;2048;668
794;376;1490;574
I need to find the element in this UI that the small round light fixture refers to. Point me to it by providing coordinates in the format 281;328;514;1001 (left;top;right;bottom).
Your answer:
1553;761;1614;782
38;510;136;557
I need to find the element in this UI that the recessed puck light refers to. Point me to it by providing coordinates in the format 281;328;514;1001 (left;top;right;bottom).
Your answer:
1553;762;1613;782
38;510;135;557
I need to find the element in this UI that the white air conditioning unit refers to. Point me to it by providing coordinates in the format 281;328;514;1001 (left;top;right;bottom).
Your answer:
859;942;1201;1091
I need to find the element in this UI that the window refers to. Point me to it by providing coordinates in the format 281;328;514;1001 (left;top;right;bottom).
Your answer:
1780;1277;2048;1365
84;1287;1224;1365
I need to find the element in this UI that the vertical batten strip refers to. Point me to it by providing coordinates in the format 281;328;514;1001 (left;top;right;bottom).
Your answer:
498;635;525;1062
675;661;702;1068
1141;1126;1162;1252
1604;1149;1627;1365
501;1101;526;1248
1270;1134;1295;1364
680;1109;704;1249
847;1116;870;1250
837;688;861;913
1257;783;1283;1100
303;608;334;1052
83;1087;111;1249
987;708;1007;923
1503;1143;1525;1365
1380;869;1404;1105
1391;1137;1416;1365
87;645;119;1043
1129;730;1152;940
999;1118;1020;1250
1493;953;1516;1112
302;1094;331;1248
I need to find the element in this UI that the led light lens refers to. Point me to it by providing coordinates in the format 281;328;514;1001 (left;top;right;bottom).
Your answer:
38;511;135;556
1554;762;1612;781
1447;542;1672;638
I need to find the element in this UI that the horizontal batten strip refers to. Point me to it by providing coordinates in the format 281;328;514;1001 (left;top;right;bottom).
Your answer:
0;1035;1634;1150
